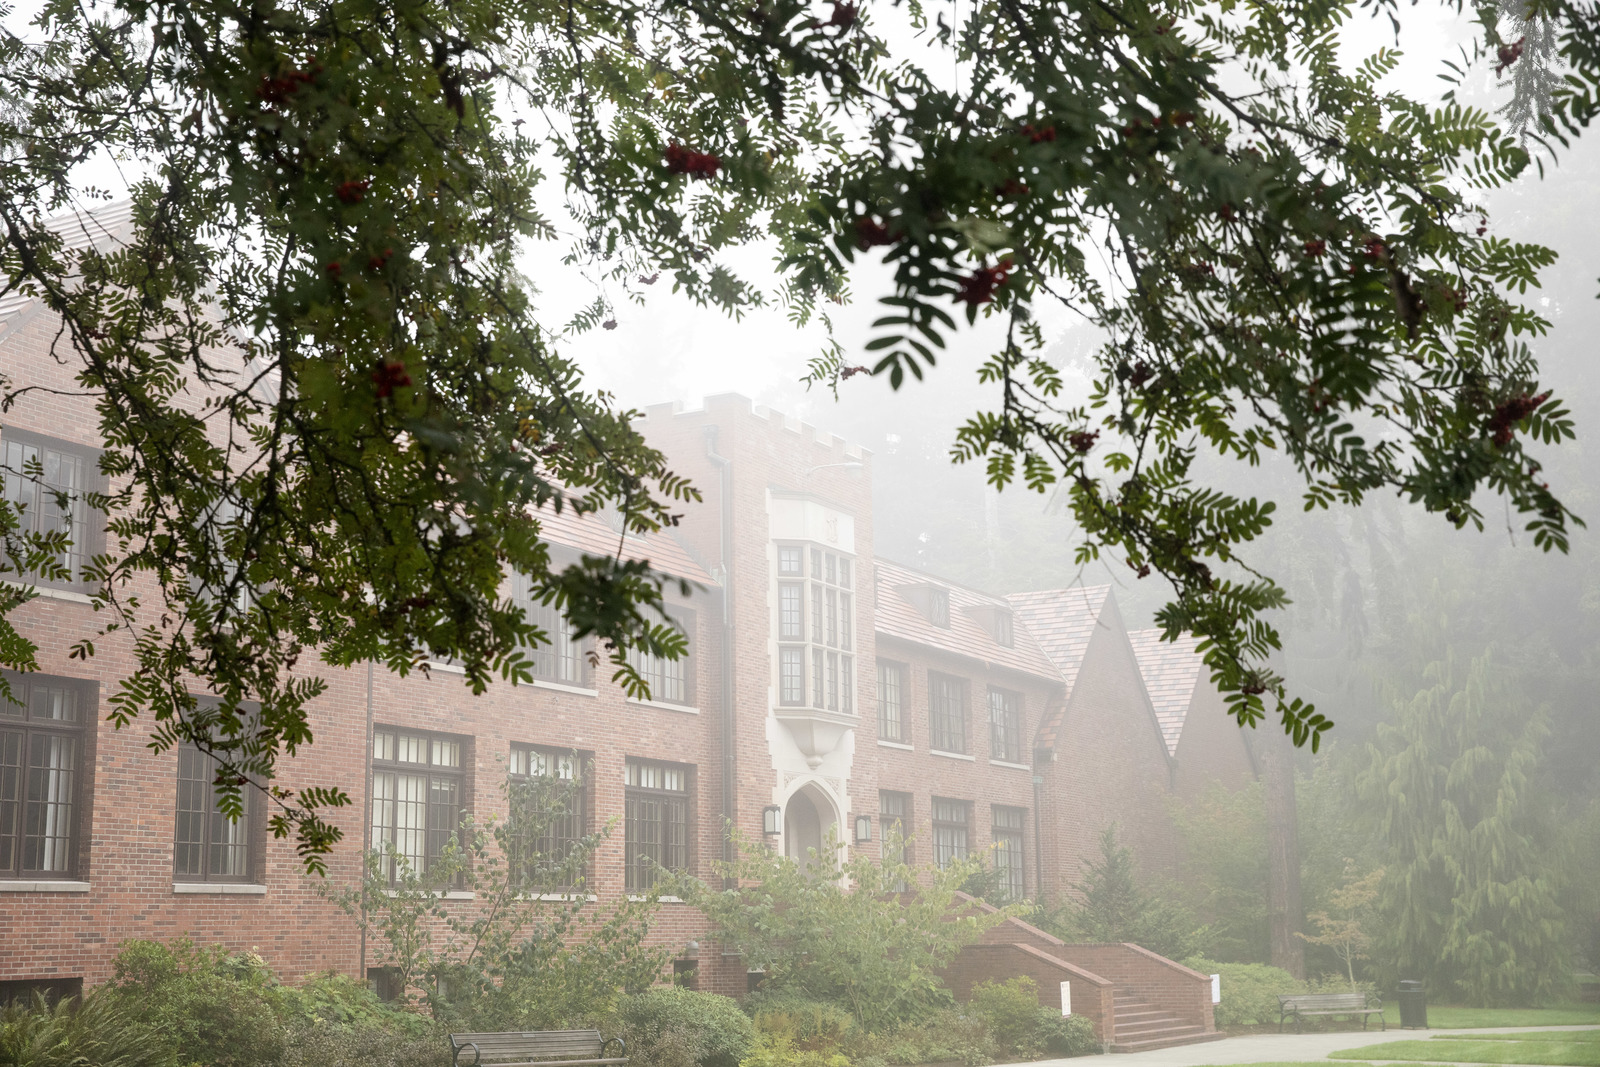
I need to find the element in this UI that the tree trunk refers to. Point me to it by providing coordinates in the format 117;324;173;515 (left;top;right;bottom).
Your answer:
1258;724;1306;978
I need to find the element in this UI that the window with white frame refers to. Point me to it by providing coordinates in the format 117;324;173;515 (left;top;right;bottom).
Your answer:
775;544;854;712
0;430;101;591
371;727;466;883
0;672;91;880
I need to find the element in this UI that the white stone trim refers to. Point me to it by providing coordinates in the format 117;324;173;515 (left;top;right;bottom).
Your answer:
930;749;976;762
877;740;913;751
1;581;94;605
530;680;599;697
173;882;267;895
989;759;1031;771
626;697;700;715
0;879;90;892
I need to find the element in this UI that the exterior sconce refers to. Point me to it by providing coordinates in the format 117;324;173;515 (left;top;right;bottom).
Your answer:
762;805;782;836
685;940;700;957
855;815;872;844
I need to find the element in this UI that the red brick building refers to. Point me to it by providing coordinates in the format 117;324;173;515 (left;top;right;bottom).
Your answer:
0;212;1249;1045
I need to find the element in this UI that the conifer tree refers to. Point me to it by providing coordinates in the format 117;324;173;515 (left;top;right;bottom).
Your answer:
1360;652;1568;1005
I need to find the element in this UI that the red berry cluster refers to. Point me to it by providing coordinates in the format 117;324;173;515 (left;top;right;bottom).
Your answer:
955;257;1014;306
1022;123;1056;143
1303;238;1327;257
367;246;394;272
826;2;857;30
839;364;872;379
1068;430;1099;453
664;143;721;179
256;66;318;105
997;179;1030;200
1487;390;1551;447
372;360;412;399
336;179;370;204
1496;36;1526;75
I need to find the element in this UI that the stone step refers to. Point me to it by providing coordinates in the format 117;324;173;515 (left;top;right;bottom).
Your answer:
1114;1018;1191;1037
1111;1028;1229;1053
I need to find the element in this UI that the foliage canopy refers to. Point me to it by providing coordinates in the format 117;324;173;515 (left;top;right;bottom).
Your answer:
2;0;1597;867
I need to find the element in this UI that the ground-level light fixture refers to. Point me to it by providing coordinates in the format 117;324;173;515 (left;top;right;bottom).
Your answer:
762;805;782;836
855;815;872;844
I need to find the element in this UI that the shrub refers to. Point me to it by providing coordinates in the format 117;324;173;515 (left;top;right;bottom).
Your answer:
743;990;856;1050
0;991;177;1067
1183;957;1303;1028
108;939;285;1067
620;987;757;1067
1035;1011;1098;1057
277;972;433;1035
968;978;1043;1057
277;1022;449;1067
738;1034;851;1067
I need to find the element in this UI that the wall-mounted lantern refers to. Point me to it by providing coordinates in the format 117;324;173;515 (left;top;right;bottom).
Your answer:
855;815;872;844
762;805;782;836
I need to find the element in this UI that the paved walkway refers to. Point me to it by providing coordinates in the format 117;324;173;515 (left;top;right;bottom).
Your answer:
1012;1025;1600;1067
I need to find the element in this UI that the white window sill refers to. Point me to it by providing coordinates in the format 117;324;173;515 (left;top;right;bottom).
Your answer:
381;889;476;900
930;749;975;762
628;894;685;903
529;679;599;697
1;581;94;605
520;892;597;902
423;660;466;675
877;739;913;751
989;759;1031;771
626;697;699;715
0;879;90;892
173;882;267;895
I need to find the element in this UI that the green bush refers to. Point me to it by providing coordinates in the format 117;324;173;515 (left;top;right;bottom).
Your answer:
743;990;856;1050
968;978;1043;1057
1;991;177;1067
108;939;285;1067
1035;1011;1098;1057
1183;957;1303;1028
277;1022;449;1067
276;972;433;1035
620;987;756;1067
737;1034;851;1067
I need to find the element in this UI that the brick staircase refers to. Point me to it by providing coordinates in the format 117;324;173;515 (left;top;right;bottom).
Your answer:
1110;987;1226;1052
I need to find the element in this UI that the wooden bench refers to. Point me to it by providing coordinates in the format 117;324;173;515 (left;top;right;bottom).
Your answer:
1277;992;1385;1033
449;1030;627;1067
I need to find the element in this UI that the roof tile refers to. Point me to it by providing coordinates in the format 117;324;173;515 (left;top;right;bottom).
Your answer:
872;558;1060;681
1127;629;1204;757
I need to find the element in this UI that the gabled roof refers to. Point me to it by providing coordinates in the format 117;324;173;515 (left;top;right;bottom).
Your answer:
873;558;1060;681
1006;586;1112;695
537;505;716;586
0;200;137;339
1127;629;1204;757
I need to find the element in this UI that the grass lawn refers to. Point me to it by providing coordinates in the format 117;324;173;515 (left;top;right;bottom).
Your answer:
1330;1033;1600;1067
1381;1005;1600;1029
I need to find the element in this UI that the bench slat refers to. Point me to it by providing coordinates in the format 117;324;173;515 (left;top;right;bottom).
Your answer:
448;1030;619;1067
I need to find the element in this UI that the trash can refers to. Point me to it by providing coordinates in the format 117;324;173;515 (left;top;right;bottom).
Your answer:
1398;980;1428;1029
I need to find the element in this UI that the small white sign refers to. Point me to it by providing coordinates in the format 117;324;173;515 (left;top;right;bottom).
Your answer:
1211;974;1222;1005
1060;980;1072;1017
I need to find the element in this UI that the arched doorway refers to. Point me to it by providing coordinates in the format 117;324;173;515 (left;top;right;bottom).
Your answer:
784;791;822;869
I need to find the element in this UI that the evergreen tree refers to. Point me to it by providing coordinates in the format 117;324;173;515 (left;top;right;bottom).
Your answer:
1053;826;1199;961
1360;652;1568;1005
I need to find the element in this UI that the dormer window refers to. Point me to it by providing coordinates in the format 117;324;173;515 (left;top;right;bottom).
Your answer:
965;604;1014;646
928;589;950;628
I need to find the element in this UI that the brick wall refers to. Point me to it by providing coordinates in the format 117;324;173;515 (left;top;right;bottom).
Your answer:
944;942;1114;1042
1056;943;1214;1033
1171;681;1258;799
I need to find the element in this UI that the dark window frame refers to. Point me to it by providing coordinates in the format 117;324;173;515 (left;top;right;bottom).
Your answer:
878;789;912;868
0;428;105;593
628;607;695;706
624;758;690;891
0;671;93;881
992;805;1026;902
513;572;591;687
931;797;969;869
370;726;469;885
507;744;591;891
988;687;1023;763
928;672;968;754
877;660;908;743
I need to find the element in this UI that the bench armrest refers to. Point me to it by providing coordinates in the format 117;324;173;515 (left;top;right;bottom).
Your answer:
601;1038;626;1060
454;1043;483;1067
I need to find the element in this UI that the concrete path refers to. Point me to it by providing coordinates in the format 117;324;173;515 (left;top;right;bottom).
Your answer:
1010;1025;1600;1067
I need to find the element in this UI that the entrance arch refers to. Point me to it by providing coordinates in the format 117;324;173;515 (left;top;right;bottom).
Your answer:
782;781;841;872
